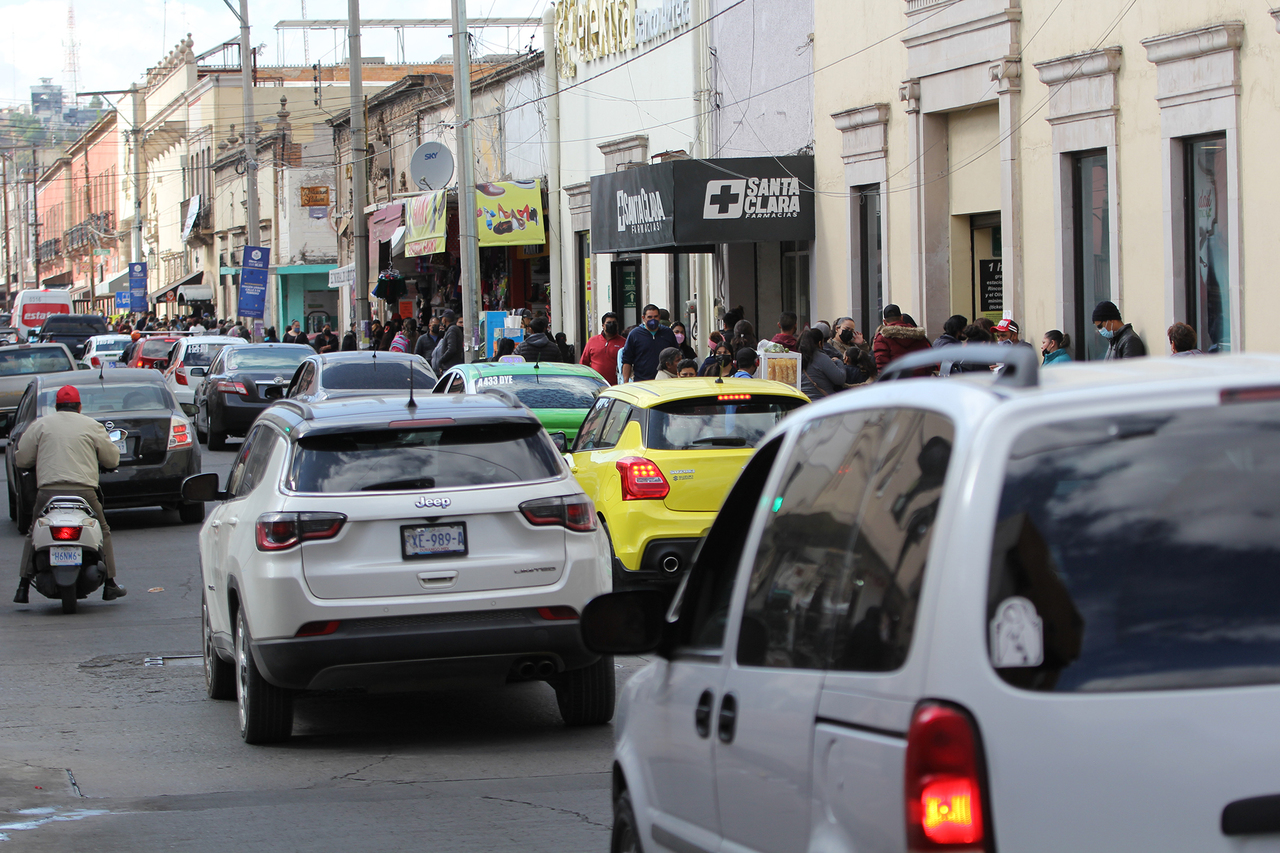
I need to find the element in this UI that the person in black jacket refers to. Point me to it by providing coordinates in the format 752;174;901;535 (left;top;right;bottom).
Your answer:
1093;301;1146;359
436;311;465;371
515;317;564;362
341;322;359;351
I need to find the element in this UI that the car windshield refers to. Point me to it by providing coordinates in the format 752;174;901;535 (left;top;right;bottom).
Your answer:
141;339;175;358
0;349;72;376
38;382;171;414
476;373;604;409
181;341;236;367
93;339;127;352
647;396;804;450
288;421;561;492
321;360;435;391
991;401;1280;694
224;348;311;372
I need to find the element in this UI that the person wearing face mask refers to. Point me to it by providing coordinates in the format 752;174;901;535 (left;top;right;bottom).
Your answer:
832;317;877;384
1093;301;1146;359
1041;330;1073;365
580;311;626;384
621;304;679;382
670;321;697;361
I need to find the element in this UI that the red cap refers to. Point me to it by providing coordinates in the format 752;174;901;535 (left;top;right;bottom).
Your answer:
994;318;1018;333
56;385;80;405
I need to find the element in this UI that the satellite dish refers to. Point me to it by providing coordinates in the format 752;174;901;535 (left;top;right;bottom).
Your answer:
409;142;455;191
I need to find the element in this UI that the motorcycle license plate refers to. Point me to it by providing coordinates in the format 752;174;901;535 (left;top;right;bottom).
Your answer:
49;546;82;566
401;523;467;559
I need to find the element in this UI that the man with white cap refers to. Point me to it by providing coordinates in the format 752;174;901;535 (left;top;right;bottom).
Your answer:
13;385;124;604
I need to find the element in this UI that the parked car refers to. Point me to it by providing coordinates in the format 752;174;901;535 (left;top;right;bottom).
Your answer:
0;342;79;437
193;343;313;450
36;314;108;359
432;361;609;443
284;351;437;404
81;334;132;369
583;345;1280;853
182;391;613;744
6;368;202;530
122;333;183;369
161;335;249;416
566;377;807;588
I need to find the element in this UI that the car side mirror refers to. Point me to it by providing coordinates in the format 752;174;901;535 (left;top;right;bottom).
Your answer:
580;590;670;656
181;472;227;503
189;367;207;377
549;431;567;453
76;363;90;370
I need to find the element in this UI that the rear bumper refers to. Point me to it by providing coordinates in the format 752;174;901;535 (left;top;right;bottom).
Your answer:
99;447;201;508
250;608;598;691
215;394;272;434
609;503;715;573
615;537;702;589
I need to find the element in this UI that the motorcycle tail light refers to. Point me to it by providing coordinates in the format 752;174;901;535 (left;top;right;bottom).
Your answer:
50;525;82;541
168;416;193;450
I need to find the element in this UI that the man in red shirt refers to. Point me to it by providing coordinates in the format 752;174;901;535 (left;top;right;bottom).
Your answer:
579;311;625;384
770;311;801;352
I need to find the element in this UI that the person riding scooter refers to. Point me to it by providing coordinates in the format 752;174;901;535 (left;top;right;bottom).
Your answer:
13;385;126;604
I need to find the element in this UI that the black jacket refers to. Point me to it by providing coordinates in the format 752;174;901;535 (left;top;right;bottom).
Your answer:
516;333;564;363
437;325;465;371
341;332;358;352
1104;324;1147;360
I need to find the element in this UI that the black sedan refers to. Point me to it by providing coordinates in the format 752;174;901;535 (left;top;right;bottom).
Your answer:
193;344;313;450
285;351;437;404
6;369;203;530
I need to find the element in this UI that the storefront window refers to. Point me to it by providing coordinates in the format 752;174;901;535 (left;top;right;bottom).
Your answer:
672;253;691;332
857;186;882;333
781;241;811;330
1185;135;1230;352
1073;151;1110;361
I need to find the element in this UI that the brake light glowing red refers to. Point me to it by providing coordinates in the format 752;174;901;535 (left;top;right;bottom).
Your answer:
717;393;751;401
616;457;670;500
50;525;82;541
905;704;988;850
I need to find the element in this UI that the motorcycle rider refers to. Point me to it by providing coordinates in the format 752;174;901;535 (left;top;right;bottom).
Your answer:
13;385;124;604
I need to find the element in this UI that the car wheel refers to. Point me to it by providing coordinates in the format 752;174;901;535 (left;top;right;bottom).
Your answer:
195;408;208;444
7;484;15;521
203;594;235;700
179;501;205;524
553;654;616;726
207;423;228;452
611;788;642;853
235;607;293;744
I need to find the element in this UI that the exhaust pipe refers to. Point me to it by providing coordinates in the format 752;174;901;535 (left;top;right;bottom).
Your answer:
535;660;556;678
517;660;537;679
661;554;681;574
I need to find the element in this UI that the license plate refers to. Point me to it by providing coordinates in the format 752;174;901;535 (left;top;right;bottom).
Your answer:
49;545;82;566
113;439;127;454
401;523;467;559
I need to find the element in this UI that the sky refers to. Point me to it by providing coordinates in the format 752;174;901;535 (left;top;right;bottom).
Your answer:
0;0;549;112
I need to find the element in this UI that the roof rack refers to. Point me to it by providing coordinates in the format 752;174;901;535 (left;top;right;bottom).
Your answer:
879;342;1040;388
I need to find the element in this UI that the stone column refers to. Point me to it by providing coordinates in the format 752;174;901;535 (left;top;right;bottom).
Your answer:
992;57;1023;325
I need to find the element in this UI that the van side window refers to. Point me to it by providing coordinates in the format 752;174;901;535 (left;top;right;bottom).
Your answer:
736;409;954;672
675;436;785;652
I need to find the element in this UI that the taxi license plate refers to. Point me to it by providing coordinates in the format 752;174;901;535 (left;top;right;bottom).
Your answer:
49;545;82;566
401;523;467;559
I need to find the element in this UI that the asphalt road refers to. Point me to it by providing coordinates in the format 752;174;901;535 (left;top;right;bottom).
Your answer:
0;442;640;851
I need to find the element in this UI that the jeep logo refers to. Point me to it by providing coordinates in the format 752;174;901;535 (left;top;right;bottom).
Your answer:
415;496;452;509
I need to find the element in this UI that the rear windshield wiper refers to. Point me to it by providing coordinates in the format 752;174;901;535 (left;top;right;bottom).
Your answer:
688;436;748;447
360;477;436;491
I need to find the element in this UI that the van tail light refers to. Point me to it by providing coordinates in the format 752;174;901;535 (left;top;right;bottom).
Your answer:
616;457;670;501
175;361;188;385
216;379;248;396
168;416;193;450
50;525;82;541
255;512;347;551
905;703;990;851
519;496;597;532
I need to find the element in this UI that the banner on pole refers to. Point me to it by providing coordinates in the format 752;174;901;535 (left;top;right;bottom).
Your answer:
128;263;148;312
238;246;270;320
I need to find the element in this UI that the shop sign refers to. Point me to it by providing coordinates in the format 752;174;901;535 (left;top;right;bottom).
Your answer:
301;186;330;207
979;260;1003;320
554;0;636;79
406;190;448;257
636;0;692;46
476;180;546;248
590;165;675;252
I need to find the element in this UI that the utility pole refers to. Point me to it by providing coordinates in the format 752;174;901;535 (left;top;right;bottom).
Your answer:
130;83;143;264
2;156;10;301
239;0;260;253
349;0;369;338
31;145;40;288
451;0;480;361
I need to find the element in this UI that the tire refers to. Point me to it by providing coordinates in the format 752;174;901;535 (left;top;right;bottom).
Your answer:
553;654;616;726
207;424;228;451
59;583;77;614
179;501;205;524
195;415;207;444
235;608;293;744
611;788;643;853
7;485;15;521
203;594;235;700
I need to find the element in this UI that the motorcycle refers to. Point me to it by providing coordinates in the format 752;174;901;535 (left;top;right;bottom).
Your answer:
25;428;122;614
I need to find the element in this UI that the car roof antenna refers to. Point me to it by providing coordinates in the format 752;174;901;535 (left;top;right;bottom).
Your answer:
407;355;417;410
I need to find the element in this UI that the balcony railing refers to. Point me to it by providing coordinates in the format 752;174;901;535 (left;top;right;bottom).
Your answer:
37;238;62;263
63;211;115;252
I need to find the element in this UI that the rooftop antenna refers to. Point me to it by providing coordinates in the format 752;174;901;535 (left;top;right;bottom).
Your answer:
407;356;417;409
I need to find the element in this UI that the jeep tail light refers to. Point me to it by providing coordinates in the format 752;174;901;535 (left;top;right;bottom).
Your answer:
216;379;248;396
50;525;82;541
905;703;990;851
255;512;347;551
616;457;670;501
519;496;597;532
168;416;192;450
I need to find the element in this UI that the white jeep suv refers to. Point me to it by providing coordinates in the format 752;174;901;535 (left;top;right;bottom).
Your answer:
183;392;614;744
583;345;1280;853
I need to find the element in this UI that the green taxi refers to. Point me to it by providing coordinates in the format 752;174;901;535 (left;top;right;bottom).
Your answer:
430;359;607;442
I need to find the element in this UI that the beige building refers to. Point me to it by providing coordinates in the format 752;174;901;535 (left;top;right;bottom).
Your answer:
814;1;1280;358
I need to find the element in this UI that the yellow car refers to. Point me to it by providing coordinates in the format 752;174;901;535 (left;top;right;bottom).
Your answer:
566;377;809;587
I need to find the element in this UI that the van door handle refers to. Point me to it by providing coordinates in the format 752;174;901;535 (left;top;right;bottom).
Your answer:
1223;794;1280;835
717;693;738;744
695;689;714;738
